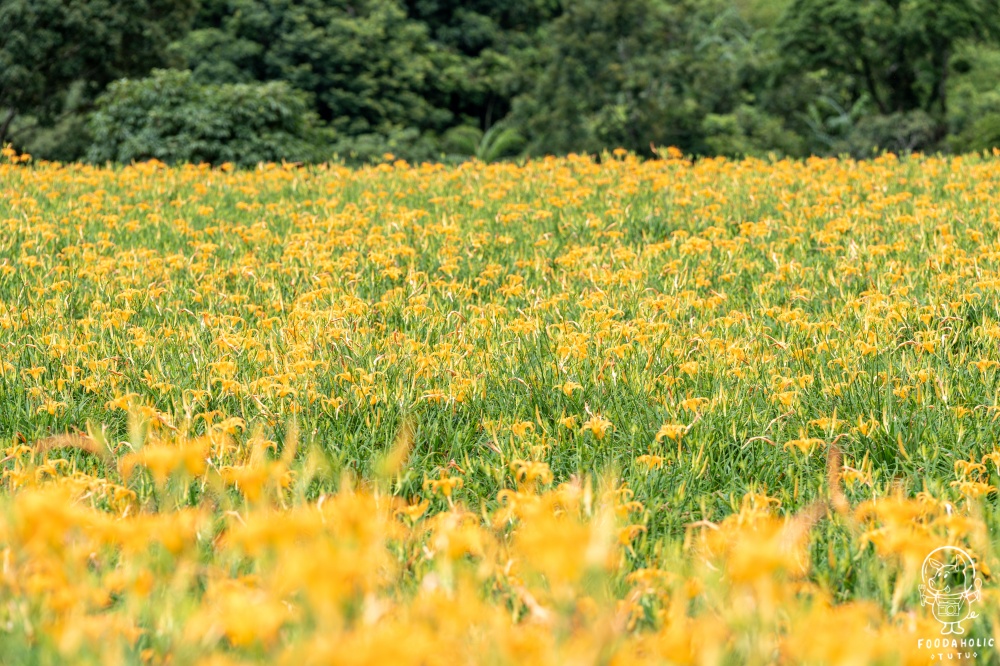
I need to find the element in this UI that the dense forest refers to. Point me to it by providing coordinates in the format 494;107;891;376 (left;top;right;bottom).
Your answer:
2;0;1000;166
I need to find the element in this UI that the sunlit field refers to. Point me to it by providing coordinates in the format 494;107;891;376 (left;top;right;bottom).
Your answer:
3;147;1000;663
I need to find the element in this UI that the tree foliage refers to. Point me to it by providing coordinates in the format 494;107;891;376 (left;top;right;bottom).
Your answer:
511;0;798;156
88;69;329;167
172;0;451;135
778;0;1000;148
5;0;1000;163
0;0;196;147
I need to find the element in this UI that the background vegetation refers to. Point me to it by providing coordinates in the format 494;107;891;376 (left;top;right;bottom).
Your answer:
3;0;1000;166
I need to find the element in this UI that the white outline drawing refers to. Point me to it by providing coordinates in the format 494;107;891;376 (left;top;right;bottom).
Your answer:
919;546;983;635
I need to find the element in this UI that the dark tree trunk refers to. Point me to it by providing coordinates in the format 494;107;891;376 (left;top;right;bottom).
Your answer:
939;48;949;119
0;109;17;148
860;57;888;114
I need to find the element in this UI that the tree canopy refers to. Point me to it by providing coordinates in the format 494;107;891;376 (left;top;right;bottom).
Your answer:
779;0;1000;140
4;0;1000;163
0;0;197;148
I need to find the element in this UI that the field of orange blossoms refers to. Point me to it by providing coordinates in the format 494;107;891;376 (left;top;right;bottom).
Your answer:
2;145;1000;663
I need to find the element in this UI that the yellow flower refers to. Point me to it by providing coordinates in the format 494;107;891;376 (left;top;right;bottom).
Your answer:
511;421;536;438
396;499;430;522
510;459;553;487
840;466;870;487
424;470;464;499
558;414;579;429
635;454;664;470
771;390;798;408
105;393;140;412
655;423;686;442
678;361;699;376
36;399;67;416
618;524;646;545
970;359;1000;373
808;415;843;431
559;381;583;396
954;459;986;479
581;414;613;440
784;437;825;455
950;480;995;498
678;396;709;412
119;437;209;486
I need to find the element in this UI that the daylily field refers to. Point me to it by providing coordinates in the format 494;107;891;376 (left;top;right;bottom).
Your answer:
3;147;1000;664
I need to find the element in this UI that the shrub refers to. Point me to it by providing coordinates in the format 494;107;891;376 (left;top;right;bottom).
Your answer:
950;110;1000;153
702;105;806;158
839;111;939;157
87;69;331;167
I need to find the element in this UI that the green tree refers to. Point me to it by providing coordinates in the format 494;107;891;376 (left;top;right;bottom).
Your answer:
404;0;556;56
172;0;450;137
511;0;799;156
946;44;1000;152
174;0;558;156
402;0;558;129
0;0;197;151
87;69;330;167
778;0;1000;148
